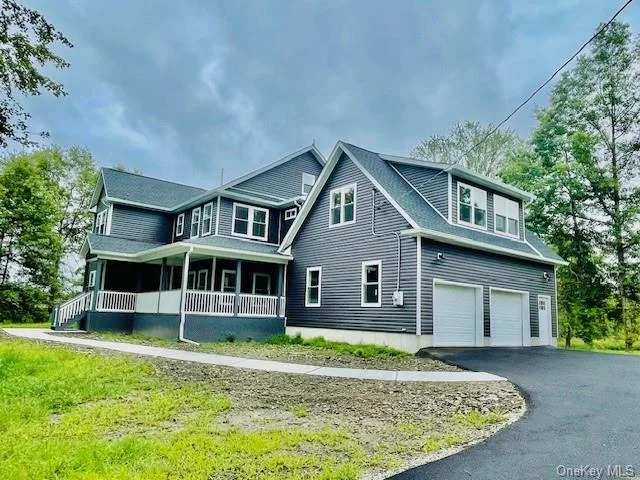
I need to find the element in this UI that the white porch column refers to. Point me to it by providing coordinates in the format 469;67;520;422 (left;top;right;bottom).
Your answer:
157;257;167;313
233;260;242;316
90;259;105;310
179;249;191;340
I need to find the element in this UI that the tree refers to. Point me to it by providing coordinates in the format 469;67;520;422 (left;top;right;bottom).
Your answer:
113;163;142;174
0;0;72;146
412;121;521;177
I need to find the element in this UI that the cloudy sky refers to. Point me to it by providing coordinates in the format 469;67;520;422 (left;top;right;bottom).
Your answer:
19;0;640;188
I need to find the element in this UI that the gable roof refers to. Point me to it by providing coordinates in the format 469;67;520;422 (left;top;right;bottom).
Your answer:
91;168;207;211
280;141;566;266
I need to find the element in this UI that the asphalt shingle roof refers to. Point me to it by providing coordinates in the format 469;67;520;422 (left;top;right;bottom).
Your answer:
343;143;564;264
87;233;165;255
183;235;282;255
101;168;206;209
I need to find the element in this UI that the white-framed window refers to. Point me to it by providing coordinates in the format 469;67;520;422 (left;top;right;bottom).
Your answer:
95;210;108;235
305;267;322;307
221;269;236;293
361;260;382;307
284;208;297;221
197;269;208;290
329;183;356;227
187;271;196;290
302;173;316;196
232;203;269;241
252;273;271;295
201;202;213;236
458;182;487;229
176;213;185;237
494;195;520;237
88;270;96;288
190;207;201;238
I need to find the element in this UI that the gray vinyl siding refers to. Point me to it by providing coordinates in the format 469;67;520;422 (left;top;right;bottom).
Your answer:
393;163;449;218
280;207;299;242
218;197;279;244
110;205;173;243
233;151;323;199
288;153;417;334
173;199;217;241
421;240;557;338
451;176;525;240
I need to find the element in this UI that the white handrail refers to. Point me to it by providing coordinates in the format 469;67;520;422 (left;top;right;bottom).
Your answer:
97;291;137;312
238;294;279;317
278;297;286;318
55;292;92;327
185;290;235;315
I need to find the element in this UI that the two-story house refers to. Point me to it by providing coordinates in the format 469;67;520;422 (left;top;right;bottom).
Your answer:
53;141;565;352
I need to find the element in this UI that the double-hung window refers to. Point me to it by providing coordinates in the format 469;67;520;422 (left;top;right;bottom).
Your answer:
88;270;96;288
361;261;381;307
95;210;107;234
305;267;321;307
329;183;356;227
232;203;269;241
302;173;316;196
494;195;520;237
458;182;487;229
201;202;213;236
190;207;201;238
176;213;185;237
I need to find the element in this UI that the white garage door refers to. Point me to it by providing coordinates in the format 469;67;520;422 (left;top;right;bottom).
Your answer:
433;283;480;347
490;290;529;346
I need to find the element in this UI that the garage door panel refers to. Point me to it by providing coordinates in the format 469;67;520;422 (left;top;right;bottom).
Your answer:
490;290;528;346
433;283;479;347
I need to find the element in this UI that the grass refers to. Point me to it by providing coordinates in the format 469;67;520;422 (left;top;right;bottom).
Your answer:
264;333;409;358
450;411;505;429
286;403;309;418
0;339;388;479
1;322;50;328
558;337;640;356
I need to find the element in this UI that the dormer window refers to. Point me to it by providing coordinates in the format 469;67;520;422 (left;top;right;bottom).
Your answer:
302;173;316;196
458;182;486;229
190;207;201;238
232;203;269;241
494;195;520;237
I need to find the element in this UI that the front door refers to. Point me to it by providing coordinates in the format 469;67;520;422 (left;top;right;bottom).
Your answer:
538;296;551;345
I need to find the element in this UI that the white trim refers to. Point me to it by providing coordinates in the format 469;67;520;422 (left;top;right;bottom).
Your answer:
388;163;449;222
433;279;484;347
90;170;106;208
176;213;185;237
201;202;214;236
284;208;297;221
489;287;531;346
169;266;174;290
106;204;113;235
196;269;208;290
214;198;221;235
493;194;520;239
553;265;559;340
252;272;272;295
537;294;552;345
305;266;322;307
457;181;488;230
100;261;106;289
231;202;269;241
361;260;382;307
210;258;216;291
328;182;357;228
221;269;236;293
402;228;568;266
103;196;175;212
190;207;201;238
88;270;96;288
447;173;452;222
416;236;422;336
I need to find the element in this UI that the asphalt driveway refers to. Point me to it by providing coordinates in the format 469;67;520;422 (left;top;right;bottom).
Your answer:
391;347;640;480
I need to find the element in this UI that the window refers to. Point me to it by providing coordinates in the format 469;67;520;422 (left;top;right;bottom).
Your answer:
88;270;96;288
329;183;356;227
201;202;213;236
361;261;381;307
221;269;236;293
176;213;185;237
197;269;208;290
187;271;196;289
494;195;520;237
302;173;316;196
232;203;269;241
305;267;321;307
284;208;297;221
458;182;487;229
252;273;271;295
190;207;201;238
95;210;107;234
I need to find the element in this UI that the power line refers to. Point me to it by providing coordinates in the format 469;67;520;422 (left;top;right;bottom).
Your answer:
400;0;635;201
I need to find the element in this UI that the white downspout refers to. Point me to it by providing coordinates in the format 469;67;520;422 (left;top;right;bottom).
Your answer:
179;247;199;345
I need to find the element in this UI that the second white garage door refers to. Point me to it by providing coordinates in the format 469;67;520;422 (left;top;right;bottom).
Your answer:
490;289;530;346
433;282;482;347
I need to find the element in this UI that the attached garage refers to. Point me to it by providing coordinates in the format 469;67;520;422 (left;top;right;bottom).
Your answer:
433;280;483;347
490;288;531;346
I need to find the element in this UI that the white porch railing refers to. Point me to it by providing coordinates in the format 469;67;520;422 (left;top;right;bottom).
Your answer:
185;290;235;315
278;297;286;318
97;291;137;312
54;292;92;327
238;294;279;317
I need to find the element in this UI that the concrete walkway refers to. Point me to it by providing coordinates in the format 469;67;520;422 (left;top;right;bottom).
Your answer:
3;328;506;382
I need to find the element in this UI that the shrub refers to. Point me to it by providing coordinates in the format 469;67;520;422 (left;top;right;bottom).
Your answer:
263;334;408;358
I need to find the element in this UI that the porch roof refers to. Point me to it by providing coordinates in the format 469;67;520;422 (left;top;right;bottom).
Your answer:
82;233;165;256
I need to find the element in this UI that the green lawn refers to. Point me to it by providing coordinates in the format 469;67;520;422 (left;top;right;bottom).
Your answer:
0;339;374;479
1;322;50;328
557;337;640;355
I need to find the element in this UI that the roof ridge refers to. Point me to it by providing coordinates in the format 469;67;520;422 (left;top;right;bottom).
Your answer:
102;167;207;191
